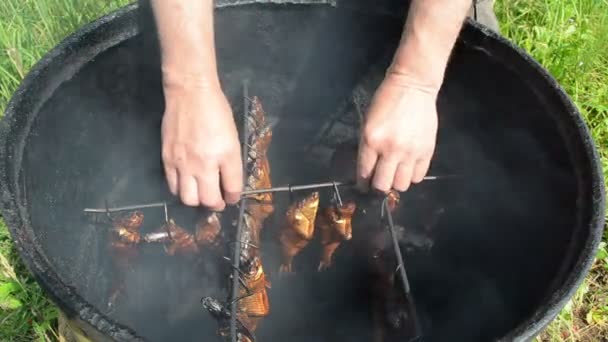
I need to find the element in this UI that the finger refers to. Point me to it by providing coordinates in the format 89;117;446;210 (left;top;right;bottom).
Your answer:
179;173;200;207
357;143;379;192
220;153;243;205
165;166;178;195
371;156;399;193
412;157;432;184
393;161;415;192
196;167;225;211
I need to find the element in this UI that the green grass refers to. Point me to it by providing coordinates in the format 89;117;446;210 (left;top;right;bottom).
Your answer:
0;0;607;341
0;1;131;340
496;1;608;341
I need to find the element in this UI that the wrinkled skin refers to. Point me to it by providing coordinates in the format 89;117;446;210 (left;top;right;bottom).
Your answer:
246;158;274;224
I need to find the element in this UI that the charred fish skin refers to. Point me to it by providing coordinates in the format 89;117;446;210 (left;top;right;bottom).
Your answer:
236;256;271;334
195;211;223;251
245;160;274;224
107;211;144;310
246;97;274;225
279;191;320;273
317;201;357;271
109;210;144;248
161;219;199;257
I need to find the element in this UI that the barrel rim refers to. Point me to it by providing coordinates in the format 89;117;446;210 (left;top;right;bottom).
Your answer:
0;3;604;341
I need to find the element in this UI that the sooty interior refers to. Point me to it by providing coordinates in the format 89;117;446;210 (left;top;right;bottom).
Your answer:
22;4;579;342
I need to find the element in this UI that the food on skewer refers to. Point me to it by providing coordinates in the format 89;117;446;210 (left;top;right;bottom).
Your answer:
195;212;223;251
237;257;271;333
143;211;223;256
162;219;199;257
107;211;144;309
317;201;357;271
245;97;274;226
246;158;274;226
238;215;260;274
202;297;257;342
278;191;320;273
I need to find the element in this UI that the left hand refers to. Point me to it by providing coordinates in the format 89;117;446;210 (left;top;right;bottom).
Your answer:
357;71;439;193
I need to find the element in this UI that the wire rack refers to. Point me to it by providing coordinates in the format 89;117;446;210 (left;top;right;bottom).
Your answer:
81;81;455;342
225;82;423;342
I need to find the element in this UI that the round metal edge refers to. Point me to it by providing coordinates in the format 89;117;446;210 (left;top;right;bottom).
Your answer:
0;5;604;342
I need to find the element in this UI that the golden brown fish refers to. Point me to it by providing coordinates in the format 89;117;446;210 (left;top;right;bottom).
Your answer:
246;158;274;224
245;96;274;238
317;201;357;271
237;257;271;332
279;191;320;273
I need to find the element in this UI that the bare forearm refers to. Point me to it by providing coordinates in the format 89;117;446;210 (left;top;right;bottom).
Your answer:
391;0;471;92
150;0;219;90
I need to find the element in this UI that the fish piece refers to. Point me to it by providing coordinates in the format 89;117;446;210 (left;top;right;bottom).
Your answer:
317;201;357;271
246;162;274;225
250;97;268;133
278;192;320;273
107;211;144;309
202;297;257;342
237;257;271;332
109;210;143;247
238;214;260;273
195;212;223;251
162;219;199;257
247;97;272;159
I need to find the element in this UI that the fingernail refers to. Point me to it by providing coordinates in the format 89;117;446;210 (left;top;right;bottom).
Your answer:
223;192;241;205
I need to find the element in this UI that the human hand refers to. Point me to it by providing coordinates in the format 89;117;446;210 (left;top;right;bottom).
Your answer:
357;71;439;193
161;82;242;210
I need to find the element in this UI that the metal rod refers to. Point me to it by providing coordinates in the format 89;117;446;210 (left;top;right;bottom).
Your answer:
83;202;168;213
382;196;423;338
332;181;343;207
241;181;350;196
83;175;456;214
164;202;169;223
382;197;411;293
230;81;250;342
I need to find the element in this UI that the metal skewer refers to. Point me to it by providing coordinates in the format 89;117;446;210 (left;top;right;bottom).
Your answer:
83;175;456;213
83;202;168;213
230;81;251;342
382;196;423;340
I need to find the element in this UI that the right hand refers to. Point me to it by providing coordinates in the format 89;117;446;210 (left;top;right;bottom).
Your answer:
161;81;242;210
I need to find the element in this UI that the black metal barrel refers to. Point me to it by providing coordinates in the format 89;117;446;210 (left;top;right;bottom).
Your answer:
0;1;605;341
